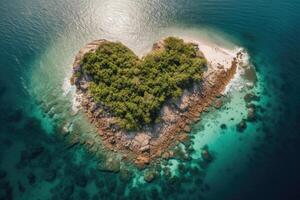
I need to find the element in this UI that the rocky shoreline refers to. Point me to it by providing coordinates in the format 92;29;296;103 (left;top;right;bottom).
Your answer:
70;38;243;168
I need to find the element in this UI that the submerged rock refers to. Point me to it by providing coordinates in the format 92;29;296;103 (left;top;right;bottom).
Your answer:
247;105;256;121
144;169;157;183
244;93;260;103
220;124;227;129
25;146;45;160
98;158;120;173
236;119;247;132
201;146;213;163
163;167;171;179
178;163;187;174
161;151;170;160
44;169;57;182
119;168;133;182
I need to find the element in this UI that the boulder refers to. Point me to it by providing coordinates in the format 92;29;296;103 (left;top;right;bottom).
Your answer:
131;133;151;152
161;152;170;160
134;155;150;169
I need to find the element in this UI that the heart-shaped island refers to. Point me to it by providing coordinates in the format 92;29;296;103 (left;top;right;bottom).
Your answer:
71;37;242;168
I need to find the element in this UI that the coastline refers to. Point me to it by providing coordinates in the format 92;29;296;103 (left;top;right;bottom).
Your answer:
70;38;245;169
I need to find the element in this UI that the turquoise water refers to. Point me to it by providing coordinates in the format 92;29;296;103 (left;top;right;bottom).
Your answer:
1;0;300;199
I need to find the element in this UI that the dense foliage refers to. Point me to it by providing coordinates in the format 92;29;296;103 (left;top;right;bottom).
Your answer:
81;37;206;130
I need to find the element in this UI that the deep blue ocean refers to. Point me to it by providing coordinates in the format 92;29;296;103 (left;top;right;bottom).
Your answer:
1;0;300;199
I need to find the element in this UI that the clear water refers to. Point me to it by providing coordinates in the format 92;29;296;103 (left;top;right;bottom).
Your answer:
0;0;300;200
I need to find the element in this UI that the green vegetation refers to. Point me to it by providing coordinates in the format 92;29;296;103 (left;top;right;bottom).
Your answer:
81;37;207;130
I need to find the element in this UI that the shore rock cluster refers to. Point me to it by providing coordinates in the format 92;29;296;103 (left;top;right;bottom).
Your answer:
70;38;243;167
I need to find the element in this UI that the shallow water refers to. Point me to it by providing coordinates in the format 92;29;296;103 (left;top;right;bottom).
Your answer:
1;0;300;200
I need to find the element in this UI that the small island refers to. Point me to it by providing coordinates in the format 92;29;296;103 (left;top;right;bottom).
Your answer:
71;37;242;168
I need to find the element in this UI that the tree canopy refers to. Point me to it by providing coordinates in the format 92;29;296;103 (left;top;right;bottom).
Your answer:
80;37;207;130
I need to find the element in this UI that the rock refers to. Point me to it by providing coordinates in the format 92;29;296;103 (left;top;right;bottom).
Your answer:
144;170;156;183
236;119;247;132
247;106;256;121
246;82;254;89
173;146;189;160
163;167;171;178
178;163;188;174
187;145;195;154
26;146;44;160
80;82;89;91
98;158;120;173
61;122;72;136
108;137;116;145
67;136;80;149
134;155;150;169
220;124;227;129
183;126;191;133
214;99;222;109
140;145;150;153
162;152;170;160
201;145;213;163
119;168;133;182
244;93;260;103
131;133;151;152
178;133;189;144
